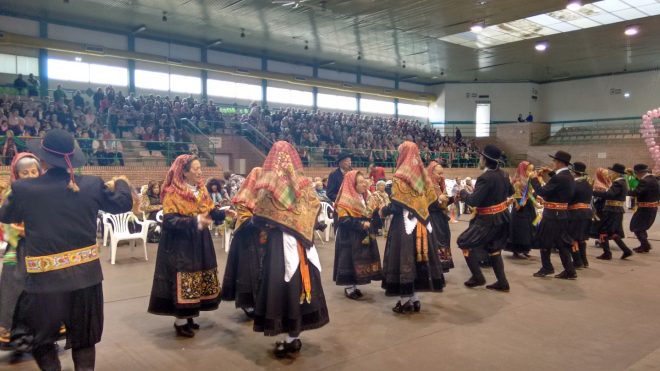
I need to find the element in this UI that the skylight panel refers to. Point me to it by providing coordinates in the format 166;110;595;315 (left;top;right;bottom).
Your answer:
638;3;660;15
621;0;657;6
587;13;624;24
595;0;631;12
615;7;648;18
567;17;602;28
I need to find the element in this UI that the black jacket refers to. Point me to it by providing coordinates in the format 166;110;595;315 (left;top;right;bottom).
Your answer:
593;178;627;213
460;168;513;226
326;167;344;202
0;168;133;293
630;174;660;204
569;177;593;220
530;168;575;219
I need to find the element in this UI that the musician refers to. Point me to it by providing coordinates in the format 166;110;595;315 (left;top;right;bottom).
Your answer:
592;163;633;260
628;164;659;253
568;162;593;268
530;151;577;279
326;152;352;202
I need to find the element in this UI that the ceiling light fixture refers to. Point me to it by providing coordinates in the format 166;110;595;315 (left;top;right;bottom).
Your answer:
240;28;246;38
624;25;639;36
162;11;167;22
207;40;223;47
470;21;484;33
535;41;548;51
566;0;581;11
624;92;631;98
74;57;82;62
133;25;147;34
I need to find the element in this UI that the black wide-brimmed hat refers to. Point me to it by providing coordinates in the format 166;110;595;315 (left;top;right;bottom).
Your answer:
633;163;650;173
571;161;587;174
337;151;352;163
27;129;87;169
608;163;626;175
548;150;571;165
479;144;502;162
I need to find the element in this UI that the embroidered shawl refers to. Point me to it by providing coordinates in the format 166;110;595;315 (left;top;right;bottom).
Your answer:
232;167;262;230
391;141;436;222
335;170;369;218
161;155;213;216
594;167;612;191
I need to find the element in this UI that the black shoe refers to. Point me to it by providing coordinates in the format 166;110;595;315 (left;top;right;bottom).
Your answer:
274;339;302;358
344;288;361;300
354;288;363;298
413;300;421;312
486;281;510;292
464;276;486;288
523;252;531;258
174;324;195;338
633;247;649;253
533;268;555;278
242;307;255;319
187;318;200;330
554;271;577;280
621;250;633;260
574;263;584;270
392;300;413;314
596;253;612;260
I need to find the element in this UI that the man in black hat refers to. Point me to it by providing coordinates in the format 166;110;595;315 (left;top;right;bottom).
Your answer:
628;164;659;253
530;150;577;279
326;151;352;202
592;163;633;260
0;129;133;370
456;144;513;292
568;162;593;268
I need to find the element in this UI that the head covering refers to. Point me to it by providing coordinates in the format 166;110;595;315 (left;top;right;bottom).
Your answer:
608;163;626;175
390;141;436;222
335;170;369;218
594;167;612;190
514;161;531;183
10;152;42;183
254;141;320;246
549;150;571;165
426;160;446;195
633;163;649;173
369;166;386;182
337;151;352;164
27;129;86;192
480;145;502;162
394;141;431;194
232;167;263;211
161;154;213;216
571;162;587;175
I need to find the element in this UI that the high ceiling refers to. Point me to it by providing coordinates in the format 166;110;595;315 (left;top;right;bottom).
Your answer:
2;0;660;84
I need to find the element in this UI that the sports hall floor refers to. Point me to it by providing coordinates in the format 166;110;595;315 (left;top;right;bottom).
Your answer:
1;212;659;371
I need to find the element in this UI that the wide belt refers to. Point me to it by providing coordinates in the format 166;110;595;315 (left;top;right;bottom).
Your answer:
638;202;659;208
477;202;508;215
544;202;568;210
25;244;99;274
605;200;624;207
568;203;590;210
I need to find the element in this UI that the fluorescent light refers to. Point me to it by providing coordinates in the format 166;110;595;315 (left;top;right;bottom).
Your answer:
133;25;147;34
535;41;549;51
624;92;631;98
207;40;223;47
567;0;582;11
624;25;639;35
471;22;485;33
74;57;82;62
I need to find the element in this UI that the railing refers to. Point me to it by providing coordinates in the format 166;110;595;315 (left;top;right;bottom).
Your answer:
534;119;656;145
180;119;217;167
0;135;195;166
238;121;274;153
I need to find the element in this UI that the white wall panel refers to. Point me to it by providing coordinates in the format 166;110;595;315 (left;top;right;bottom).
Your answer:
399;81;428;93
168;44;201;62
318;68;356;83
0;15;39;37
48;24;127;49
361;75;395;89
267;60;313;77
207;50;261;69
135;38;169;57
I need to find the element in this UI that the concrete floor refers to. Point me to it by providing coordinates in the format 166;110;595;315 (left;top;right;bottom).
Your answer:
1;212;659;371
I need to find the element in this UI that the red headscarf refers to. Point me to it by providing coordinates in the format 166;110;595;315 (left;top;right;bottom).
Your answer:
394;141;431;194
514;161;530;183
10;152;42;183
254;141;310;210
594;167;612;191
335;170;369;218
161;154;210;205
426;160;446;196
232;167;263;211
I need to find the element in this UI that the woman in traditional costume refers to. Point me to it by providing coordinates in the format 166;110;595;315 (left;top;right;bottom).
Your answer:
590;168;611;242
506;161;538;258
333;170;382;300
148;155;232;338
368;180;390;235
251;141;329;358
0;153;42;359
380;141;445;314
426;161;454;272
220;167;264;318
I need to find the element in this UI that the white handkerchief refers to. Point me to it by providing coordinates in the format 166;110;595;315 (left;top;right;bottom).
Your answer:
402;210;417;235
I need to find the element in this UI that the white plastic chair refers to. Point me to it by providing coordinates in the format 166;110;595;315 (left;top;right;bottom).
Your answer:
102;212;113;247
223;224;233;253
155;210;163;223
318;202;335;242
106;212;155;264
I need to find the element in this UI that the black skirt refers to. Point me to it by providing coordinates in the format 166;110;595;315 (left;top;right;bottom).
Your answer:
630;208;657;233
568;209;592;242
506;201;536;253
428;206;454;271
333;216;382;286
253;228;329;337
220;223;265;309
148;213;221;318
535;217;574;250
0;241;27;348
381;205;445;297
598;211;625;238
